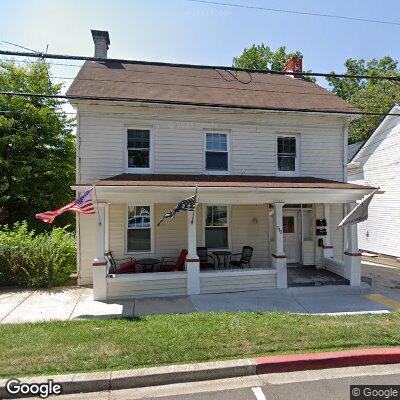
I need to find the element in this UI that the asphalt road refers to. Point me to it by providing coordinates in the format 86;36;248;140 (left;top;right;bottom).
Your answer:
19;363;400;400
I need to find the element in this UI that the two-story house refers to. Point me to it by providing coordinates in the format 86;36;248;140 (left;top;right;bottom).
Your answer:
68;30;372;301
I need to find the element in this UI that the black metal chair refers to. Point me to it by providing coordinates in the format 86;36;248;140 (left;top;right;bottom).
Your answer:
196;247;216;270
228;246;253;269
105;251;137;274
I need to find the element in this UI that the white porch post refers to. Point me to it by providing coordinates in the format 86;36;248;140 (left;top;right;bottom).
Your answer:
323;203;334;259
344;202;361;286
272;202;287;288
93;202;107;300
186;207;200;295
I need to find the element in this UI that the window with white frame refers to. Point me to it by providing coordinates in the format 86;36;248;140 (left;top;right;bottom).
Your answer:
127;129;151;170
277;136;298;173
205;132;228;172
205;205;229;249
127;206;151;252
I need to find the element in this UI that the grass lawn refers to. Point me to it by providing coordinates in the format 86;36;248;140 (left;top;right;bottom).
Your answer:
1;311;400;378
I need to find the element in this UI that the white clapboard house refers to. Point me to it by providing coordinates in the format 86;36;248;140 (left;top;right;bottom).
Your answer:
68;31;373;300
348;104;400;258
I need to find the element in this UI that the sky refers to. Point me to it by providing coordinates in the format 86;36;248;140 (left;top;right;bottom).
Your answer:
1;0;400;100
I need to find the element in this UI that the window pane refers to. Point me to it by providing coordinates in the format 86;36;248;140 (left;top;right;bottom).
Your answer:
278;155;295;171
206;133;227;151
206;152;228;171
127;229;151;252
283;216;295;234
128;149;149;168
205;227;228;249
127;129;150;149
206;206;213;226
206;206;228;227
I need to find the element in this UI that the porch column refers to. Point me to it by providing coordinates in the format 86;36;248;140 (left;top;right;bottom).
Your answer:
323;204;334;259
93;202;107;301
344;202;361;286
272;202;287;288
186;207;200;295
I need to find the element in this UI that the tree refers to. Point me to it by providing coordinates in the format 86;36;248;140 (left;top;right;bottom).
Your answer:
0;60;75;230
326;57;400;143
232;44;315;82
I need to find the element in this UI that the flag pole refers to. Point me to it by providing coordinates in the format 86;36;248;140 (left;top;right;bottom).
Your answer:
92;184;101;227
191;185;198;224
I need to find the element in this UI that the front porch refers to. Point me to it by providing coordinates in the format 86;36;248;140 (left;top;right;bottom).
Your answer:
79;174;371;300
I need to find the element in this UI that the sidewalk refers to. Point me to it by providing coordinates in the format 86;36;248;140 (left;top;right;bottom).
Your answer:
1;283;398;324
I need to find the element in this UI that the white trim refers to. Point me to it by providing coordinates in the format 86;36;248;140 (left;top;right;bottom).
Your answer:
275;133;301;176
107;271;187;282
202;204;232;250
200;269;276;277
203;130;230;175
124;125;154;173
125;203;155;255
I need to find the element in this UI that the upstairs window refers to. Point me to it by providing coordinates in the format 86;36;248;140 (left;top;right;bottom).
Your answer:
205;205;229;249
205;132;229;173
127;129;151;170
277;136;298;174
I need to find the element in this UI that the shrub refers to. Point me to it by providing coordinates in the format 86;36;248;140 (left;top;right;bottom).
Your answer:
0;222;76;288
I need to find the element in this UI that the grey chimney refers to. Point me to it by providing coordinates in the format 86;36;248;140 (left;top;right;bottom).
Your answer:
91;30;110;58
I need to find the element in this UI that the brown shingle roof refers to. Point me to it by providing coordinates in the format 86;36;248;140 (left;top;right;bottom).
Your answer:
66;61;359;114
86;174;373;190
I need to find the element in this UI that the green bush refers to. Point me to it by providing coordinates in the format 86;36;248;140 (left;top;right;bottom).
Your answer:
0;222;76;288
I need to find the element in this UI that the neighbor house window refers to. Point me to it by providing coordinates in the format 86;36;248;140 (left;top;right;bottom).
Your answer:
277;136;297;173
127;206;151;252
205;205;229;249
205;132;228;172
127;129;151;170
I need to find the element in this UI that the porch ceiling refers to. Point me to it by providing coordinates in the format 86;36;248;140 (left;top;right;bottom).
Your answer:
75;174;374;204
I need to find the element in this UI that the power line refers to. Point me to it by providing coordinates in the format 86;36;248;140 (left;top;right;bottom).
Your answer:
1;49;400;82
186;0;400;27
1;40;41;54
2;90;400;117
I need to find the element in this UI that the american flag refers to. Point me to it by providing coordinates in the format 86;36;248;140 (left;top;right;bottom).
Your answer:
35;189;95;224
157;188;197;226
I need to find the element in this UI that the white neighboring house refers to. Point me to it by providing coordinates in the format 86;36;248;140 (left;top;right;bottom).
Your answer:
347;104;400;258
67;30;372;301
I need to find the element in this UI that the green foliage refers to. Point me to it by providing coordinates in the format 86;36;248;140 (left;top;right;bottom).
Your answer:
232;44;315;82
326;57;400;143
0;221;76;288
0;60;75;230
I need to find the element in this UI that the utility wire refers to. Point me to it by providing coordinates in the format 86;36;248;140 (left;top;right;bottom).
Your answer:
186;0;400;27
2;91;400;117
1;49;400;82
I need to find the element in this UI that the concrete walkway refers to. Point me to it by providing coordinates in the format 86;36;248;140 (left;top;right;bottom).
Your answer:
0;283;398;324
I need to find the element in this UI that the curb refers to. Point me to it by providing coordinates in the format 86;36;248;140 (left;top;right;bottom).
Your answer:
1;348;399;398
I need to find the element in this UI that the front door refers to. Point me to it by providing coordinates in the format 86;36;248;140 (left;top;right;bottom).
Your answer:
283;210;301;264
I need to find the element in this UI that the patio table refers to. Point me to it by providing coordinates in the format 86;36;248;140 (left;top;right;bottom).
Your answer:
138;258;160;273
213;251;232;269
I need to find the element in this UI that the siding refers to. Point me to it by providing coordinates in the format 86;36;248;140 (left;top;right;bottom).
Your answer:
200;270;277;293
348;115;400;257
330;203;344;259
77;214;97;285
230;205;269;267
77;106;346;183
107;272;187;299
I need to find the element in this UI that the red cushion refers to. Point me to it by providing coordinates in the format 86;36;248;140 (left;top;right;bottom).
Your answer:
117;260;137;274
176;250;188;270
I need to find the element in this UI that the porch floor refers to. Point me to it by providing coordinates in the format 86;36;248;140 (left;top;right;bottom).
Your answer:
288;265;350;287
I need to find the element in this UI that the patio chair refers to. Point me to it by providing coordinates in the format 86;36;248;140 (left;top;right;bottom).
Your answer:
228;246;253;269
105;251;138;274
160;249;188;272
196;247;216;270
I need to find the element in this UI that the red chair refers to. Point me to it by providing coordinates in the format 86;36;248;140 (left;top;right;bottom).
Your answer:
160;249;188;272
105;251;138;274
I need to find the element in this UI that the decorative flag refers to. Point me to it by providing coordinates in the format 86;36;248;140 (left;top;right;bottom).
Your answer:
337;188;379;229
157;187;197;226
35;189;95;224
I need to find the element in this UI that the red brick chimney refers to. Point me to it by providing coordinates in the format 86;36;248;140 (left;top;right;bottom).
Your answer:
284;56;303;77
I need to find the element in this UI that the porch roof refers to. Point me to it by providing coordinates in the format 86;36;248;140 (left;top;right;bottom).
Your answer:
86;173;373;191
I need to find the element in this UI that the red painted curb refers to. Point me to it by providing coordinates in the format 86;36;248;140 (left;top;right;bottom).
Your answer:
255;348;400;374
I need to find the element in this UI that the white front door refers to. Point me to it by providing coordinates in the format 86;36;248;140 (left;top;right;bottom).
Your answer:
283;210;301;264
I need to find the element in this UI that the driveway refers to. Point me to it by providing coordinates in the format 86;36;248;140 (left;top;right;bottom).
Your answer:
362;260;400;295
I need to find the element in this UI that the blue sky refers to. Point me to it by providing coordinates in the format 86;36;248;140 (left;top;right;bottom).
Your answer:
1;0;400;93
